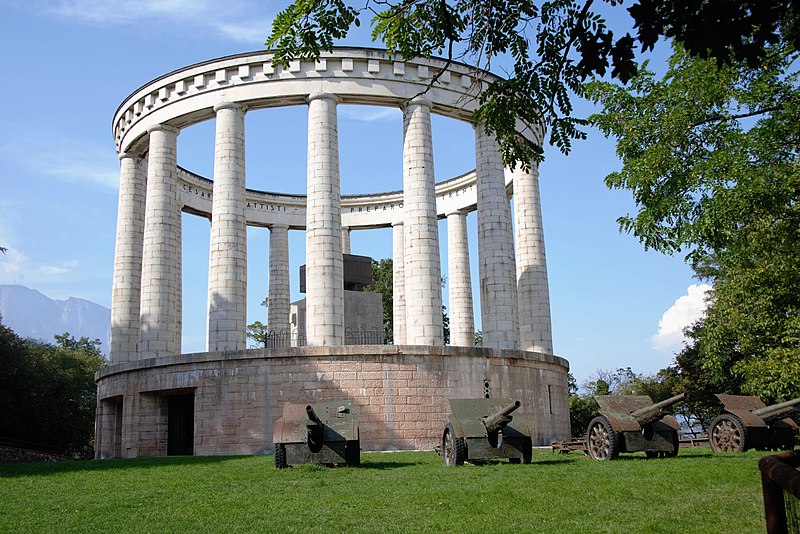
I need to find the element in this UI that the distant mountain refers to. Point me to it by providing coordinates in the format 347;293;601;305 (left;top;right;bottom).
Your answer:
0;285;110;356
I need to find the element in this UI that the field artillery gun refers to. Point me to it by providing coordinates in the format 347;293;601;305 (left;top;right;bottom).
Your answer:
586;393;685;461
709;395;800;453
442;398;533;466
272;400;360;468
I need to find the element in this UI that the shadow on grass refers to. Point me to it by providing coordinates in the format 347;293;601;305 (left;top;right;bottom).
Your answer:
591;449;716;462
0;455;249;478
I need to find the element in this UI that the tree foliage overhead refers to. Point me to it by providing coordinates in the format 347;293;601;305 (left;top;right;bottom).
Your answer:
589;42;799;402
266;0;799;168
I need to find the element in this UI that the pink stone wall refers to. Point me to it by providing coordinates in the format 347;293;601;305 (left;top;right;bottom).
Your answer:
95;346;569;459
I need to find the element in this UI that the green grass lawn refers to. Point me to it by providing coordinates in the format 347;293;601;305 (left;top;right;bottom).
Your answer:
0;447;770;533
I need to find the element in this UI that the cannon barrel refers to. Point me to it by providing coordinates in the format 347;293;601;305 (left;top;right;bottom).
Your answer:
481;401;521;434
753;397;800;423
630;393;686;425
306;405;323;426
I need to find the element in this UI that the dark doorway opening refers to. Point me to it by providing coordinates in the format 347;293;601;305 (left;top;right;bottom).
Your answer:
113;398;123;458
167;393;194;456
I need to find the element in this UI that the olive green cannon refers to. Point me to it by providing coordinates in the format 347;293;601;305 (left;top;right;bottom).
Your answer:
586;393;685;460
442;398;532;466
272;400;360;468
709;395;799;453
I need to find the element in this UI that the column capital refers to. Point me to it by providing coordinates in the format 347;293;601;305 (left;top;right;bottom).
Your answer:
147;123;180;136
446;209;467;218
391;220;404;228
213;101;246;113
307;92;339;104
119;151;142;162
401;95;432;111
269;223;289;231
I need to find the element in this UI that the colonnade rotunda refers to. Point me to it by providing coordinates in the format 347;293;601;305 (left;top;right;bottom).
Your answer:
95;48;570;459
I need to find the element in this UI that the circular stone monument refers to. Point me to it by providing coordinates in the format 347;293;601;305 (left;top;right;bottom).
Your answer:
95;48;570;458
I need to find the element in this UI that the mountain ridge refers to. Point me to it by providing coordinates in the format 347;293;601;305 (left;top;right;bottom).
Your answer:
0;284;110;355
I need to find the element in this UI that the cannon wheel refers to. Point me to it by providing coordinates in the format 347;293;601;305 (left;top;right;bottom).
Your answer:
709;414;747;452
345;438;361;467
274;443;287;469
443;423;466;466
586;416;620;461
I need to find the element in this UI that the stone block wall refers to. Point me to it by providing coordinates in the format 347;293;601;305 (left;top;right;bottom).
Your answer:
95;346;569;458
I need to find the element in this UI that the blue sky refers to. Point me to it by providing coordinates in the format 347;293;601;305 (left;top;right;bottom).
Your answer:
0;0;707;384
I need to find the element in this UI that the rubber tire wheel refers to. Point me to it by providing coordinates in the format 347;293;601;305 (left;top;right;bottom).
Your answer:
586;416;620;461
443;423;466;466
709;414;748;452
274;443;287;469
664;431;679;458
345;438;361;466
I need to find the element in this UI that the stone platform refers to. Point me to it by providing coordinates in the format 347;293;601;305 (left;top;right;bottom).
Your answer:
95;346;569;458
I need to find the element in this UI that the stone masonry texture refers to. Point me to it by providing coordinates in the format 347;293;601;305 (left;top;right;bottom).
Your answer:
207;103;248;351
139;125;181;358
95;346;570;458
305;93;344;345
512;162;554;353
475;124;519;349
268;224;291;335
110;154;146;362
402;97;443;345
392;222;406;344
447;210;475;347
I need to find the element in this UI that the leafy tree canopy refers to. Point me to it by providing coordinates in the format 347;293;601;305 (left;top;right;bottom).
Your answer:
590;41;799;403
0;324;104;458
267;0;799;168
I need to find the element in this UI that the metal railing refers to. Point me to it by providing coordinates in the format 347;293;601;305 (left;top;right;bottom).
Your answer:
256;329;385;349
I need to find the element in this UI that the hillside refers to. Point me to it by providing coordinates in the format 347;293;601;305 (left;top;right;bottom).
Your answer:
0;285;110;356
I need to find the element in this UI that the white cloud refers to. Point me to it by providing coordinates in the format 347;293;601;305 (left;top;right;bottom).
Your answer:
0;248;28;276
37;260;79;275
339;106;399;122
37;0;274;44
651;283;712;354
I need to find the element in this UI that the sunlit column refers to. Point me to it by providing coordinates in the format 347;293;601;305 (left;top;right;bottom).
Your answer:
110;152;147;362
447;210;474;347
475;123;518;349
268;224;290;336
512;161;553;353
341;226;351;255
392;221;406;344
402;96;443;345
207;102;247;351
305;92;344;345
140;124;181;358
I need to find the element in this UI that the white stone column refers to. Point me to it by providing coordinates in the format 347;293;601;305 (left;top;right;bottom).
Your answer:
392;221;406;345
341;226;351;255
268;224;290;336
513;161;553;353
305;92;344;345
207;103;247;352
475;123;518;349
447;210;474;347
140;124;181;358
110;153;147;362
402;96;443;345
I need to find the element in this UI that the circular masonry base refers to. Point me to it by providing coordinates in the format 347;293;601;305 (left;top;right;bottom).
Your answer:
95;345;570;458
